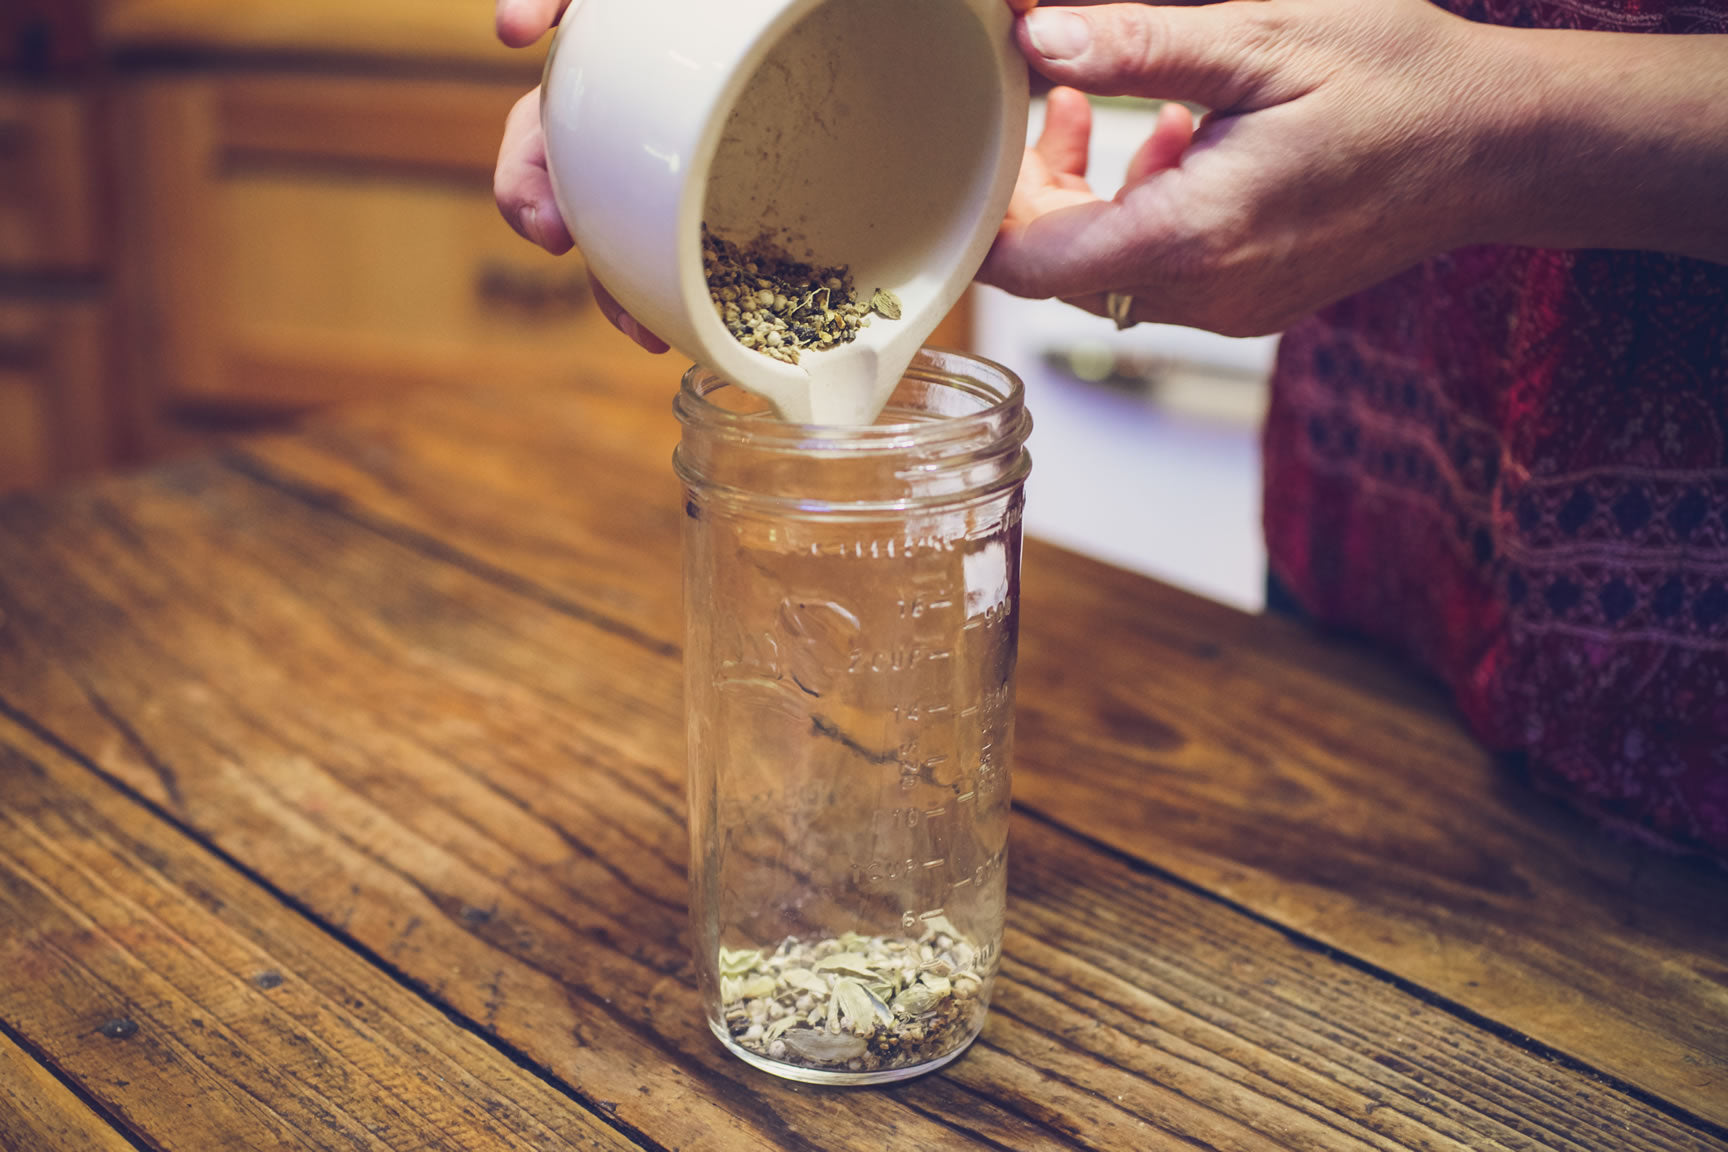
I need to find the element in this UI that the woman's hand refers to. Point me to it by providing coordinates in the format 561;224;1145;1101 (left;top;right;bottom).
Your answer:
493;0;574;254
981;0;1514;336
492;0;670;351
983;0;1728;336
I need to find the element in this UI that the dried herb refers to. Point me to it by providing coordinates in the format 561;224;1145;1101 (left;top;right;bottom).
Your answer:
702;227;898;365
718;918;986;1074
869;289;902;321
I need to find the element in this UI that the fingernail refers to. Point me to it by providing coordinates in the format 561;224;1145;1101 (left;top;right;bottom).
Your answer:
1025;10;1090;61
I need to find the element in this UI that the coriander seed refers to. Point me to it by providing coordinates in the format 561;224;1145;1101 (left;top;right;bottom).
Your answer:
702;226;899;365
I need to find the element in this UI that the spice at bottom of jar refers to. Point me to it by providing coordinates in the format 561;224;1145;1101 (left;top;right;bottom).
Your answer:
718;919;987;1074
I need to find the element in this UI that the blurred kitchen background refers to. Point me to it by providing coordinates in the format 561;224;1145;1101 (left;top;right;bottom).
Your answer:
1;0;1272;610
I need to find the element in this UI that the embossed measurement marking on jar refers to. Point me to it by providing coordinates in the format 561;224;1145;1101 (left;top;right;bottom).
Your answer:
891;805;954;827
948;848;1007;893
958;682;1014;721
806;535;959;558
848;646;953;674
892;700;951;722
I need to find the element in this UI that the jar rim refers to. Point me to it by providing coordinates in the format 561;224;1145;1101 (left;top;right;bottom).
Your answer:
674;347;1027;454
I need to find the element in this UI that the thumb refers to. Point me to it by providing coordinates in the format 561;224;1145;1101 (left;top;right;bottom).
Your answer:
1018;3;1281;111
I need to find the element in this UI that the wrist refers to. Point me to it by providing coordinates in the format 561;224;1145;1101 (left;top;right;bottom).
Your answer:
1464;26;1728;262
1426;21;1558;253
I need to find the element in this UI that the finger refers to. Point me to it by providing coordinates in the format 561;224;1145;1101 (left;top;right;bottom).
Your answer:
1005;0;1038;14
982;178;1196;303
981;195;1142;300
495;90;575;255
1121;101;1194;187
1018;3;1285;111
1037;86;1093;180
994;83;1098;237
496;0;571;47
589;275;670;354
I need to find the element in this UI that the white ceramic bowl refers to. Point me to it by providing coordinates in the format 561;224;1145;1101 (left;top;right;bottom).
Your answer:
540;0;1029;424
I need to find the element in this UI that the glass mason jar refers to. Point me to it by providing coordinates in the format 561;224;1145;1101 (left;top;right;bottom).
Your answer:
674;348;1032;1085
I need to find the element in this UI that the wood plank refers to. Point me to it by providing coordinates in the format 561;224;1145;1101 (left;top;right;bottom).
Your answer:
982;818;1722;1152
0;461;1722;1149
216;73;526;178
229;383;1728;1126
0;1028;136;1152
234;377;689;637
1012;549;1728;1117
0;719;645;1152
99;0;540;75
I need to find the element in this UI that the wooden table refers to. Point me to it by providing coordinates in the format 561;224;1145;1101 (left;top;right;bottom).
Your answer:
2;362;1725;1152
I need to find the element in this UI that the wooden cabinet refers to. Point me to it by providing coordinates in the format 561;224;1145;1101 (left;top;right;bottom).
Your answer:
0;88;102;270
109;66;975;454
0;85;112;493
92;0;637;457
0;301;108;492
109;67;647;456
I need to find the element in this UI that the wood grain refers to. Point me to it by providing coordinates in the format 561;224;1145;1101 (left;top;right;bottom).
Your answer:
99;0;539;75
231;383;1728;1128
1014;552;1728;1114
0;1028;135;1152
0;453;1722;1150
0;717;642;1152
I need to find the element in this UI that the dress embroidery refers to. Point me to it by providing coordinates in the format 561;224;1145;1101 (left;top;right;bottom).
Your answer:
1263;0;1728;861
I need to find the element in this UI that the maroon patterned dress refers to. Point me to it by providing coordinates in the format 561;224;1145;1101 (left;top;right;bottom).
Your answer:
1262;0;1728;861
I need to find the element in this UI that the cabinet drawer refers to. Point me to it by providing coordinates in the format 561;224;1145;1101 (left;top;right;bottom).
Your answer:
116;72;640;419
207;171;616;409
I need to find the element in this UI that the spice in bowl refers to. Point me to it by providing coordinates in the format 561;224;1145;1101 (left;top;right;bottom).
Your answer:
703;226;901;365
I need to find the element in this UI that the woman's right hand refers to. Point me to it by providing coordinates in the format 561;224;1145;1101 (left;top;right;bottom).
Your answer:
493;0;670;351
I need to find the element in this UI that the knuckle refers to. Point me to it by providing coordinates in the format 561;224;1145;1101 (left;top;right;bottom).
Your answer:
1227;6;1305;98
1109;9;1170;92
1235;5;1294;57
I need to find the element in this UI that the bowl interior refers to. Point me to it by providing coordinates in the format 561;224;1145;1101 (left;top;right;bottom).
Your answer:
699;0;1008;311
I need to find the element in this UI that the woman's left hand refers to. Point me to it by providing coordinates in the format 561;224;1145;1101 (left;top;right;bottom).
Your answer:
980;0;1515;336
